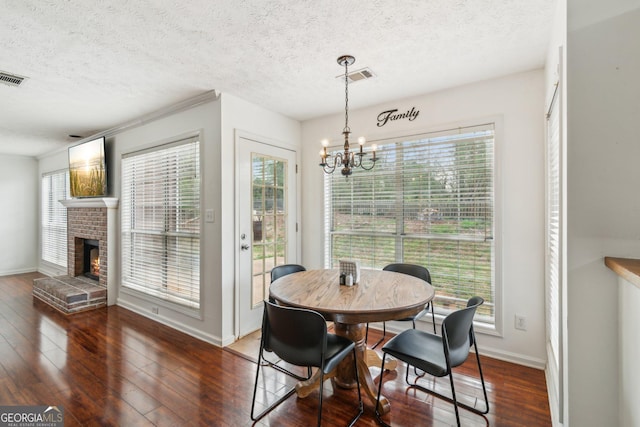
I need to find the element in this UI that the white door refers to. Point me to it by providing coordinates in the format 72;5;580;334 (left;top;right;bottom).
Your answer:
237;136;297;337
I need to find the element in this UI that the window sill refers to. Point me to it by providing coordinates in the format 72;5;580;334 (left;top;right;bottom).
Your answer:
120;286;203;320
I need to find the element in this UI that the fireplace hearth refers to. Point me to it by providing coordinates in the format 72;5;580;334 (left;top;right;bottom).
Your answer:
33;197;119;314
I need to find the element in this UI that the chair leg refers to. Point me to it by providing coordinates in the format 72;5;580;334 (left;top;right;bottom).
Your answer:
406;368;489;419
347;348;364;427
316;372;325;427
401;359;462;426
473;336;490;414
366;321;386;349
429;301;436;334
405;361;413;384
251;347;297;422
403;333;489;423
447;369;462;427
314;350;362;427
250;348;263;420
374;353;392;427
411;319;425;377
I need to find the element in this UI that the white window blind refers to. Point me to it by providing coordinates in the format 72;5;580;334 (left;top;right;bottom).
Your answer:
546;87;561;366
41;170;70;267
324;123;495;323
121;137;201;309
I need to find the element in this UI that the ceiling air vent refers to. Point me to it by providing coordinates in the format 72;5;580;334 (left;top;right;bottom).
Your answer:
0;71;27;87
337;67;376;83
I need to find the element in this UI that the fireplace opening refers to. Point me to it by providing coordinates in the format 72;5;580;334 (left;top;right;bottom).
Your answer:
83;239;100;281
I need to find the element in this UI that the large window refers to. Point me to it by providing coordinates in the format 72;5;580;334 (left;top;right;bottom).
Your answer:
121;136;201;310
41;170;70;267
324;123;496;324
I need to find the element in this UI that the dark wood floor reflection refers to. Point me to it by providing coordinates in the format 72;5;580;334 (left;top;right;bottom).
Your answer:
0;273;551;426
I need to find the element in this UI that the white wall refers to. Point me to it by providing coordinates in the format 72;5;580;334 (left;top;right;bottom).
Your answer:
301;70;547;367
112;99;224;344
219;93;301;345
0;155;38;275
566;5;640;426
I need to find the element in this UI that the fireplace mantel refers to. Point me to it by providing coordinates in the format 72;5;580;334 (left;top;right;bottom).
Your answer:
60;197;119;209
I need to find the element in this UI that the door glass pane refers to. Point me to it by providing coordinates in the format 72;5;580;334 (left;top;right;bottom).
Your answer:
251;153;288;307
264;215;274;242
275;214;286;241
264;244;275;272
275;160;285;187
265;186;274;212
275;242;285;265
264;158;275;186
276;188;285;213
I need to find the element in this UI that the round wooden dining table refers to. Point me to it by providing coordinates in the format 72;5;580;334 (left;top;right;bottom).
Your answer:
269;268;434;415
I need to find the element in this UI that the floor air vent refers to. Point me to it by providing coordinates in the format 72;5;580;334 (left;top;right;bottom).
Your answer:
0;71;27;87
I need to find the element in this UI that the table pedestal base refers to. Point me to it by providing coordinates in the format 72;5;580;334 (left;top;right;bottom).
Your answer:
293;321;396;415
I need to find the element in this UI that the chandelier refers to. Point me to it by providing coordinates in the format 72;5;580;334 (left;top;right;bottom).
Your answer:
319;55;377;176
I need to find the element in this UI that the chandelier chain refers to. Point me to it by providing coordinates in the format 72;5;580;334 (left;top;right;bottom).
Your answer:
344;60;350;133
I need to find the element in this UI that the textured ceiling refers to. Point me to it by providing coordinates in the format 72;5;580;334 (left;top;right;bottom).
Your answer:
0;0;557;157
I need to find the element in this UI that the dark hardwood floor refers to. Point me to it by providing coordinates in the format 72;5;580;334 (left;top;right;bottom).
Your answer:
0;272;551;426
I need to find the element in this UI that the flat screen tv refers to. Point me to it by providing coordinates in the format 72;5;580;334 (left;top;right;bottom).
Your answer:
68;136;107;198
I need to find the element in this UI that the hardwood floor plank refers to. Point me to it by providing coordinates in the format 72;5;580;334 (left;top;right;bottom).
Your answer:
0;273;551;426
143;404;185;427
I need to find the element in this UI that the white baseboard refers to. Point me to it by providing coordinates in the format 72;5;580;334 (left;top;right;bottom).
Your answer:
116;299;223;347
0;267;37;276
478;345;546;370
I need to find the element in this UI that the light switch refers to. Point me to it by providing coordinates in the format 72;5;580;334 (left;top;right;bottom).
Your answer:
205;209;215;223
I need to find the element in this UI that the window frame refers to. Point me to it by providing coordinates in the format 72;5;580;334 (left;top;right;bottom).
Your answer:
323;119;503;335
120;133;203;316
546;84;562;368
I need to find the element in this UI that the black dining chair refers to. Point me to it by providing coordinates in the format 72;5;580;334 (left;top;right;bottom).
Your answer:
270;263;306;284
251;301;363;427
261;263;310;380
365;263;436;349
375;296;489;427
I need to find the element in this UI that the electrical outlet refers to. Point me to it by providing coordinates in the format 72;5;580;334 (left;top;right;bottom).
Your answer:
515;314;527;331
152;306;159;314
205;209;215;223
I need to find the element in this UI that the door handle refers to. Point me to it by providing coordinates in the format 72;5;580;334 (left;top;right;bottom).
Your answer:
241;243;250;251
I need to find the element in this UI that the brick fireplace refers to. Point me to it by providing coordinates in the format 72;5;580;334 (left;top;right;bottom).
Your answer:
67;206;108;289
33;198;118;314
